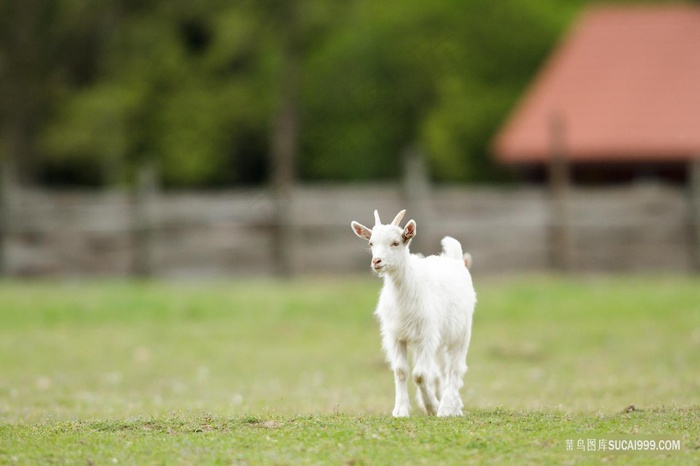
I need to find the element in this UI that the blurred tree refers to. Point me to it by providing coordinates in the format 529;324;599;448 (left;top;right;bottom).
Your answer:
40;0;347;188
302;0;579;182
41;0;273;187
0;0;109;184
5;0;665;187
267;0;301;276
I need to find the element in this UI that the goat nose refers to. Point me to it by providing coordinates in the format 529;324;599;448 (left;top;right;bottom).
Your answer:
372;258;382;266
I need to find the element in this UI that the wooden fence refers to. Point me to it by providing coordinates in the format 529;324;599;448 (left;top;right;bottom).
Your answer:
0;182;697;277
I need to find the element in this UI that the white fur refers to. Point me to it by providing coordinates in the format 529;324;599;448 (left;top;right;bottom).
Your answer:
351;209;477;417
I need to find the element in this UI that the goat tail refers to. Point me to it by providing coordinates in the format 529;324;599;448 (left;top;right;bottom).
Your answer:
441;236;463;261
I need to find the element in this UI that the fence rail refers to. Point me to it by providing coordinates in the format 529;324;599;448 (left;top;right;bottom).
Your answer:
0;182;697;277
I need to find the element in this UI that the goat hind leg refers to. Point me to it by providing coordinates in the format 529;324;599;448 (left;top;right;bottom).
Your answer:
433;348;448;401
413;350;440;416
438;345;469;417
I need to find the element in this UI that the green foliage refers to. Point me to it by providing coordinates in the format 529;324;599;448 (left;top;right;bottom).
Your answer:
0;0;674;186
41;1;274;186
303;0;574;182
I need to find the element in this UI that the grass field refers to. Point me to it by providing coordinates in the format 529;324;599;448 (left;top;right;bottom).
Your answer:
0;275;699;464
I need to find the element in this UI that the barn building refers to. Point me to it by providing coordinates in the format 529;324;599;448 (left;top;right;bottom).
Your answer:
492;4;700;271
493;4;700;184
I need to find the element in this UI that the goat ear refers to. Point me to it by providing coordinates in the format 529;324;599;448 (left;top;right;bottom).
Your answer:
463;253;473;269
402;219;416;243
351;221;372;240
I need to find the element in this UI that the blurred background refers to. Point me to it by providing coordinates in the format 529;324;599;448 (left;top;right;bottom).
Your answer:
1;0;699;278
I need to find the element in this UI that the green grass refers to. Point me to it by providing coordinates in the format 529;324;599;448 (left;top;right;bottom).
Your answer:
1;275;699;464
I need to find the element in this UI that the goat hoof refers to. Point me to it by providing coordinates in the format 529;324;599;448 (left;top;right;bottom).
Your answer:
437;404;463;417
392;407;410;418
437;411;461;417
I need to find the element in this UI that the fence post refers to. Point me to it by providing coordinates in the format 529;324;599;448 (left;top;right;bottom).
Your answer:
402;146;431;254
132;162;159;277
689;157;700;273
0;158;13;276
548;114;573;271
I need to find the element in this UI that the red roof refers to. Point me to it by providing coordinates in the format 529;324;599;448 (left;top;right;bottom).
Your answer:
493;5;700;164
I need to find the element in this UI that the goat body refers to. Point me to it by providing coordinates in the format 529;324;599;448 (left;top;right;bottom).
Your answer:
351;210;476;417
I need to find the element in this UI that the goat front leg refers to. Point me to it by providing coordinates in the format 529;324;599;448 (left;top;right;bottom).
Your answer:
386;338;410;417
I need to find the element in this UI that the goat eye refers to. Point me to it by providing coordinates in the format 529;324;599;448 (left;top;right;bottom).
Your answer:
391;241;400;247
368;242;373;247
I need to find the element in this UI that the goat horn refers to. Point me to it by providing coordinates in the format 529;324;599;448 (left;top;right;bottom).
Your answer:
391;209;406;226
374;210;381;226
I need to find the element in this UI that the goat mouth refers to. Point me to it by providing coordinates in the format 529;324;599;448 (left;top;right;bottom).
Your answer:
372;264;386;272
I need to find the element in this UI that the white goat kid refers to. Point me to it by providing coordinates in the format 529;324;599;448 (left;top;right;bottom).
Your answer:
351;209;476;417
